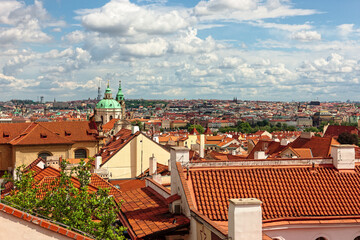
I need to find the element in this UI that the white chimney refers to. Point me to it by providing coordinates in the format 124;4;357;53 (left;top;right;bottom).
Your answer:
228;198;262;240
132;125;140;134
254;151;266;159
331;144;355;170
153;136;159;143
280;138;289;146
95;156;102;170
300;132;313;139
170;147;189;195
149;154;157;176
199;134;205;158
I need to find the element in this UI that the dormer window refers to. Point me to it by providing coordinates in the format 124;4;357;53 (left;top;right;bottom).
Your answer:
40;133;47;138
3;132;9;138
65;130;71;136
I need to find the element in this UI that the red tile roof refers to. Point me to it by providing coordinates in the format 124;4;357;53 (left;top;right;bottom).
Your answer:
0;202;93;240
120;187;190;238
187;164;360;223
98;129;139;166
0;121;98;146
324;125;360;138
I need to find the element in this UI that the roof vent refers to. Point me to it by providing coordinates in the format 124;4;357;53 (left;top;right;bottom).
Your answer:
40;133;47;138
65;130;71;136
3;132;9;138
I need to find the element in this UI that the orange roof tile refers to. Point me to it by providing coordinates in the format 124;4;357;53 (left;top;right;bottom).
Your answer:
120;187;190;238
187;164;360;224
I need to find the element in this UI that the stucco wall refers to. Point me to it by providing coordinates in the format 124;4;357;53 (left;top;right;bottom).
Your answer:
102;134;170;179
0;211;72;240
264;223;360;240
14;144;72;168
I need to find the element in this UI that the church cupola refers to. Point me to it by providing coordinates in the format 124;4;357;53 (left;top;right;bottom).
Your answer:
104;81;112;99
116;80;124;102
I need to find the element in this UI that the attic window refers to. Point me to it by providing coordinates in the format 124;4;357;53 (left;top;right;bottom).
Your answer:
40;133;47;138
3;132;9;138
65;131;71;136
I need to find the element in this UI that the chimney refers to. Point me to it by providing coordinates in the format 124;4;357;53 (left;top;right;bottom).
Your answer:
331;144;355;170
45;156;61;169
199;134;205;158
300;131;313;139
95;155;102;170
153;136;159;143
280;138;289;146
228;198;262;240
132;125;140;134
254;151;266;159
170;147;189;195
149;154;157;175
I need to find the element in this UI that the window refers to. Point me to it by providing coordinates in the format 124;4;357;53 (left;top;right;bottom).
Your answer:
38;152;52;160
75;149;87;159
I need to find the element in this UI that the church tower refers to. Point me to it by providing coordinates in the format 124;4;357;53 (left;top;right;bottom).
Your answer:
95;81;122;127
116;80;126;119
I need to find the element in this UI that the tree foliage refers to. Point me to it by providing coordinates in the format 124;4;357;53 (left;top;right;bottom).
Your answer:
188;124;205;134
337;132;359;145
3;160;125;240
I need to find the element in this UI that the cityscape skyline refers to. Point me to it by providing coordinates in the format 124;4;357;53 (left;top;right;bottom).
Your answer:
1;0;360;101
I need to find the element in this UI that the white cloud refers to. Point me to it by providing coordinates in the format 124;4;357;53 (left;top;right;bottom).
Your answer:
78;0;193;36
250;21;312;32
194;0;318;22
291;30;321;41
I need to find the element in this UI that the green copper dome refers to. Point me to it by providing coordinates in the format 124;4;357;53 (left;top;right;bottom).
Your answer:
96;99;121;109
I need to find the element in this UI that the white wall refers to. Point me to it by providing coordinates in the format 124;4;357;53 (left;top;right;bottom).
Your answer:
264;222;360;240
0;211;72;240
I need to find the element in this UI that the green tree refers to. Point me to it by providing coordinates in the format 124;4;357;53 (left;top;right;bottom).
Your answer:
236;121;253;133
337;132;359;145
3;160;125;240
304;127;319;132
188;124;205;134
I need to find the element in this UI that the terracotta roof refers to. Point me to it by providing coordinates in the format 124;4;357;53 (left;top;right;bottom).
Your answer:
189;127;199;135
120;187;190;238
110;179;146;192
101;118;120;133
204;127;212;135
90;174;122;203
324;125;359;138
288;136;335;158
9;123;74;146
0;202;93;240
292;148;313;158
138;163;170;178
247;140;286;159
98;129;140;166
187;164;360;224
0;121;98;146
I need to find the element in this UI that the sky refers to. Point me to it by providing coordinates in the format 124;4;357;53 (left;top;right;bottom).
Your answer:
1;0;360;102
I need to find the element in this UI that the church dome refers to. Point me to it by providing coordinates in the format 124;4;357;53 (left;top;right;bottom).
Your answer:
96;99;121;109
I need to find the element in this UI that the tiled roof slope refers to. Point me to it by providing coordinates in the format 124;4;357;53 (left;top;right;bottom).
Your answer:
288;136;336;157
189;165;360;222
120;187;190;238
0;202;93;240
98;129;139;166
247;140;286;159
324;125;360;138
0;121;98;145
10;123;74;145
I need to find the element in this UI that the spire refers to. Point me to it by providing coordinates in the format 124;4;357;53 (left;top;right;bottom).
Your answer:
104;80;112;99
116;80;124;102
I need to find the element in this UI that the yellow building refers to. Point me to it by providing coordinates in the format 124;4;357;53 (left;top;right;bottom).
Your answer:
95;128;170;179
0;121;100;172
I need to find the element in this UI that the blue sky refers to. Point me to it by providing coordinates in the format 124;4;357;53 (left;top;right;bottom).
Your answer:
1;0;360;102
